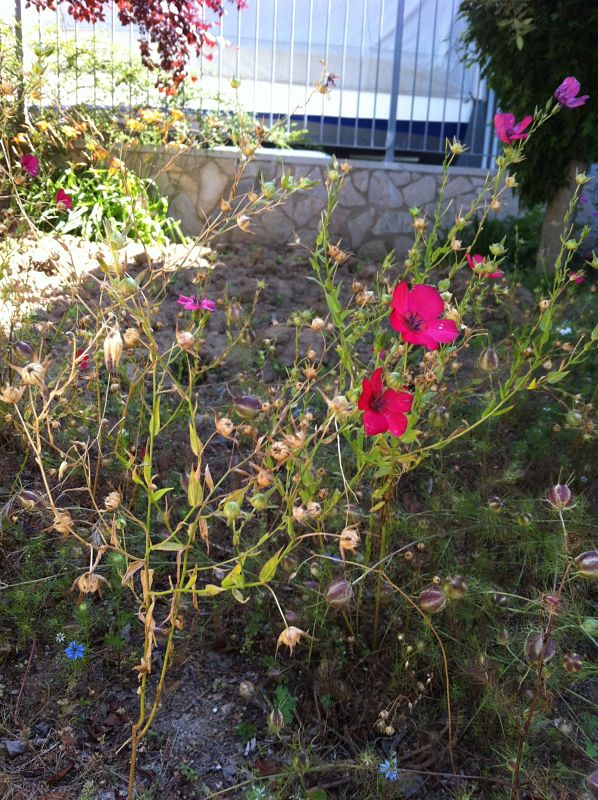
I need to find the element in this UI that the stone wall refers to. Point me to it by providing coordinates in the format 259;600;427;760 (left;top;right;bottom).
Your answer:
123;145;518;259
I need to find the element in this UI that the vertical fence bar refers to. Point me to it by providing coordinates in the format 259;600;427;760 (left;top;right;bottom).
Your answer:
268;0;278;127
74;18;79;106
422;0;440;152
55;5;60;106
235;1;242;79
481;86;495;169
287;0;296;133
385;0;405;161
454;50;467;145
406;0;423;152
14;0;25;121
110;0;115;108
438;0;457;152
303;0;314;129
335;0;350;146
468;65;483;161
318;0;332;144
252;0;261;117
370;0;385;148
353;0;369;146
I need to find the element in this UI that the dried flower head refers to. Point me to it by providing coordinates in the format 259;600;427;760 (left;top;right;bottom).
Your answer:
215;417;235;438
311;317;326;332
104;491;122;512
327;243;350;264
103;327;123;372
53;510;74;535
72;571;110;599
271;441;291;462
339;526;360;556
11;360;48;390
306;500;321;519
123;327;140;349
176;329;195;352
276;626;309;655
292;504;307;524
0;385;25;404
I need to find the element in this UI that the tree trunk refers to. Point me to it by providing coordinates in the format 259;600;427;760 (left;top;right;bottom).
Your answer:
536;159;587;272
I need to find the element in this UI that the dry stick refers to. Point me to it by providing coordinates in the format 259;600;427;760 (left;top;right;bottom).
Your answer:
13;638;36;724
509;560;573;800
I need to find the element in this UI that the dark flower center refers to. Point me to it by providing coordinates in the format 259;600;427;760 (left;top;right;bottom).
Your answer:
405;311;424;331
370;393;386;413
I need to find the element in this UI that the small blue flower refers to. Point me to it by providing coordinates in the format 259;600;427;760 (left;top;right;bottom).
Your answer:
64;641;85;660
378;757;399;781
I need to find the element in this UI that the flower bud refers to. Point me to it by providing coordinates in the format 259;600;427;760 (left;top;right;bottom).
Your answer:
488;496;503;513
222;500;241;524
489;243;506;257
429;405;450;429
479;347;499;372
311;317;326;332
547;483;572;509
565;239;578;251
574;550;598;579
575;171;590;185
123;327;140;349
587;771;598;799
443;575;468;600
268;708;285;733
249;492;268;511
103;328;123;372
448;138;465;155
14;341;35;358
419;585;446;614
234;395;261;419
562;652;583;673
324;579;354;608
524;633;556;664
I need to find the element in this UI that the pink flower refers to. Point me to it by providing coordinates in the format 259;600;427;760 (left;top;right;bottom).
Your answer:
358;368;413;437
466;252;504;280
569;270;585;285
493;113;532;144
554;77;589;109
389;282;459;350
55;189;73;211
76;349;90;370
20;154;39;177
177;294;216;312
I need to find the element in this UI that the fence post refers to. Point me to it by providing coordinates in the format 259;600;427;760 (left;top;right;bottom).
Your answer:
14;0;26;124
384;0;405;162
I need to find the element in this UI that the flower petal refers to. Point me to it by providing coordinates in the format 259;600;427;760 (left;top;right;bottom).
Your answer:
357;377;373;411
369;367;384;395
390;281;409;314
408;284;445;320
362;409;388;435
424;318;460;344
389;309;410;333
381;388;413;414
385;411;408;438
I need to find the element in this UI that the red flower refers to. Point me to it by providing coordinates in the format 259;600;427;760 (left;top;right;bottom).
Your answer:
389;282;459;350
466;252;504;280
494;113;532;144
569;270;585;285
76;349;90;369
55;189;73;211
20;154;39;177
358;368;413;437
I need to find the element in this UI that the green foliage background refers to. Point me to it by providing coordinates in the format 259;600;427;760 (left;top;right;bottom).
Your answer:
459;0;598;206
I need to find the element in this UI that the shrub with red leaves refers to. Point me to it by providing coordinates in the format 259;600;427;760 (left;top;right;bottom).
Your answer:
27;0;247;92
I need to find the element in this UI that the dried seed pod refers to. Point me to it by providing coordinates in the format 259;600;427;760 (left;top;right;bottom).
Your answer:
52;510;74;535
587;771;598;799
339;526;360;556
14;341;35;358
123;327;140;349
574;550;598;579
562;652;583;673
524;633;556;664
103;328;123;372
72;571;109;598
238;680;255;700
276;626;309;655
18;489;44;509
547;483;572;509
324;579;353;608
311;317;326;332
215;417;235;438
0;385;25;404
11;361;47;390
104;491;122;512
271;441;290;462
292;504;307;524
419;585;446;614
443;575;468;600
268;708;285;733
306;501;321;519
176;329;195;352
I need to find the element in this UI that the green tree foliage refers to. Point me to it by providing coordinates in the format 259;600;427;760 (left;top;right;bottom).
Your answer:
459;0;597;206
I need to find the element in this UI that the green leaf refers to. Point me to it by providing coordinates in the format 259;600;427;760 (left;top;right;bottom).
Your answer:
149;487;173;503
189;423;202;457
149;397;161;437
221;563;245;589
152;539;186;552
545;370;569;384
259;549;283;583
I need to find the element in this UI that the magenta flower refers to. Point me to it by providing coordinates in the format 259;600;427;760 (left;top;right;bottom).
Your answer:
554;77;589;109
177;294;215;312
389;282;459;350
55;189;72;211
493;113;532;144
358;368;413;437
466;252;504;280
20;154;39;177
568;270;585;285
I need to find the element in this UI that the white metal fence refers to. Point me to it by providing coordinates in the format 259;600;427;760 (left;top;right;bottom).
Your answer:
5;0;498;166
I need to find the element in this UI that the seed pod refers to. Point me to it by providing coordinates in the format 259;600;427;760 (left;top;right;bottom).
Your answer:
443;575;468;600
324;579;353;608
222;500;241;524
52;510;74;536
562;652;583;673
234;395;261;419
276;626;309;655
488;496;503;513
479;347;499;372
238;680;255;700
215;417;234;438
271;441;290;462
176;330;195;352
18;489;44;509
292;504;307;524
587;771;598;799
123;327;140;349
249;492;268;511
72;571;109;597
311;317;326;332
103;328;123;372
547;483;572;509
524;633;556;664
0;385;25;404
517;512;533;526
14;341;35;358
565;409;583;428
12;361;47;390
429;405;450;429
306;501;321;519
281;553;298;573
574;550;598;579
104;491;122;512
419;585;446;614
339;526;360;556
